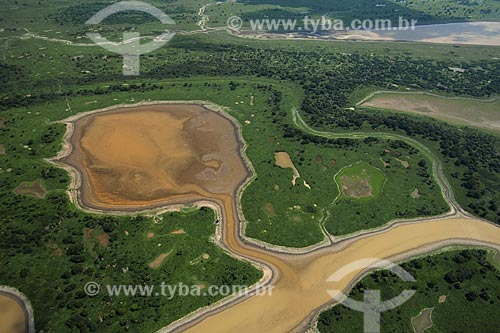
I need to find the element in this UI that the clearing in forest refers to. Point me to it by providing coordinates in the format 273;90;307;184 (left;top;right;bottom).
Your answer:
13;179;47;199
336;162;385;199
149;250;173;269
411;308;434;333
274;151;311;189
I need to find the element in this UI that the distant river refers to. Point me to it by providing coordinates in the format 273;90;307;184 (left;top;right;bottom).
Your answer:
332;21;500;46
242;22;500;46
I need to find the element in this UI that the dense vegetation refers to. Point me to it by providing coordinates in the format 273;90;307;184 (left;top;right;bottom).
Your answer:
317;249;500;332
2;28;499;230
1;0;500;330
240;0;500;24
0;82;265;332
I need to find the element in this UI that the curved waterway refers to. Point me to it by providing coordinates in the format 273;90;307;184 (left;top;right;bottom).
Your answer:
53;102;500;333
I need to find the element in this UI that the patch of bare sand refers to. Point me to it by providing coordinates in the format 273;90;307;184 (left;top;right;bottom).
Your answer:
84;228;93;240
339;173;373;198
149;250;173;269
147;232;155;238
411;188;421;199
84;228;109;247
0;294;25;333
13;179;47;199
380;158;391;168
171;229;186;235
275;152;300;186
439;295;447;303
0;144;5;155
95;233;109;247
396;158;410;169
274;152;310;189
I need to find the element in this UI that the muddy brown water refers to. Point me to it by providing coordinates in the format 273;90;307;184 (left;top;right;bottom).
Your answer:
58;103;500;333
0;294;25;333
63;104;248;211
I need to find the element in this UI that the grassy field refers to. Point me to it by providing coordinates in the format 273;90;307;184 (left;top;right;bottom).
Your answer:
335;162;386;200
0;80;273;332
0;75;419;330
317;248;500;333
1;0;500;329
2;0;500;47
361;92;500;133
242;127;449;244
213;0;500;30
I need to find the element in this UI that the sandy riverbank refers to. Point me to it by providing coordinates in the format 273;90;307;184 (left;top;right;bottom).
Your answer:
0;287;35;333
50;102;500;333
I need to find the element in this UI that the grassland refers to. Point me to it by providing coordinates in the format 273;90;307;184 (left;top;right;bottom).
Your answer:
0;16;498;239
210;0;500;30
0;74;449;267
2;0;500;48
1;0;500;330
361;91;500;133
317;248;500;333
243;129;448;244
0;80;272;332
335;162;386;200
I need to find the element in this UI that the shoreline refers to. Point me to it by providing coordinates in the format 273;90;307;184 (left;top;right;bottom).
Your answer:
230;21;500;47
0;286;35;333
298;240;500;333
47;101;500;333
47;100;283;331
